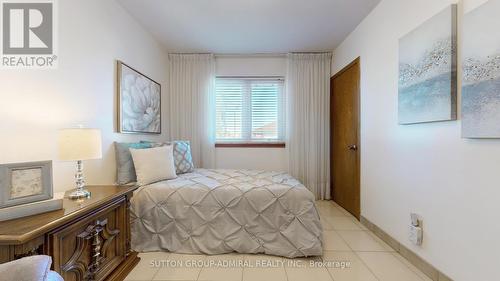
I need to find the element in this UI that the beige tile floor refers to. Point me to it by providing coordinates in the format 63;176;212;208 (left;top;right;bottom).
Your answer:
125;200;431;281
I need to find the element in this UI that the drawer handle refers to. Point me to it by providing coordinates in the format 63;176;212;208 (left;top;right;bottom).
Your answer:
83;219;108;281
87;219;108;281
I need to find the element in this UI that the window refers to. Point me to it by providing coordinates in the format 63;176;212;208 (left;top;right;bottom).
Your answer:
215;77;285;144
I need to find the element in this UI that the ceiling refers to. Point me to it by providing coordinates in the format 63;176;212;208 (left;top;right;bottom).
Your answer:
117;0;381;54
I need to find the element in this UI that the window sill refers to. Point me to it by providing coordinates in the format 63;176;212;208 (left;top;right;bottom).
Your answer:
215;142;286;148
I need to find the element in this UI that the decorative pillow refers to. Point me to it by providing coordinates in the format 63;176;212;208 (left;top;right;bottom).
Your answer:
114;142;152;184
140;140;194;174
129;145;177;186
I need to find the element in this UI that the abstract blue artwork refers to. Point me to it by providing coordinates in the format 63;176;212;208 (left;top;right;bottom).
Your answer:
398;5;457;124
462;0;500;138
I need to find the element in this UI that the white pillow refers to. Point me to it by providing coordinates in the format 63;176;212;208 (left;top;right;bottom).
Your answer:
129;145;177;186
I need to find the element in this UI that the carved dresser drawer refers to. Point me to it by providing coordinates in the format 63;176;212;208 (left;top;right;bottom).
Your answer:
0;185;140;281
49;197;126;281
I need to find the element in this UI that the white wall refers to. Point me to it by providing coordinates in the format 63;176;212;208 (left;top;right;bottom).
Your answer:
331;0;498;280
215;56;288;171
0;0;168;193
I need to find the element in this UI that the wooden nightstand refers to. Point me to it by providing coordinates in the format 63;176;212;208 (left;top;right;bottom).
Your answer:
0;185;140;281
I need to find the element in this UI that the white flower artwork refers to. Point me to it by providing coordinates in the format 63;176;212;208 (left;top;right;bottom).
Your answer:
118;62;161;134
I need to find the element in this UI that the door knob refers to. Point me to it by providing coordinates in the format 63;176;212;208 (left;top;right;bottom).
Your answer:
348;144;358;151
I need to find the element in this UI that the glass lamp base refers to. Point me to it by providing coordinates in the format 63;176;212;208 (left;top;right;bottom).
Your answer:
68;188;91;199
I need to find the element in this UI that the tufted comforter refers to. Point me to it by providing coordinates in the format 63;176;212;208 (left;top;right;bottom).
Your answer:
130;169;323;258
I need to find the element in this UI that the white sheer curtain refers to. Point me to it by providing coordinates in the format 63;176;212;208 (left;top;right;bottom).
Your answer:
286;53;332;200
168;54;216;168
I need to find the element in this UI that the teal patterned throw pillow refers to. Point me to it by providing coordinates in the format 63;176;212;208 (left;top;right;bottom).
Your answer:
172;141;194;174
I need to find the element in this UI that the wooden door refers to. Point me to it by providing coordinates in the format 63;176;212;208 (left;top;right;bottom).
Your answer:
330;58;360;219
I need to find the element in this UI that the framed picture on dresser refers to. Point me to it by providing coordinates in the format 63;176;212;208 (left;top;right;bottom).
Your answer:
117;61;162;134
0;160;53;208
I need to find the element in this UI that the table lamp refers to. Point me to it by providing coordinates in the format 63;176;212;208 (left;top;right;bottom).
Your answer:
58;128;102;199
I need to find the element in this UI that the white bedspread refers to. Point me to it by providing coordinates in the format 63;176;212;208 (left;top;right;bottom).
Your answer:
130;169;323;257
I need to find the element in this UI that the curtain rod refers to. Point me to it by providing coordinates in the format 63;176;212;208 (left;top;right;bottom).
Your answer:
214;52;331;57
168;52;331;57
214;53;286;58
216;75;284;80
167;53;286;58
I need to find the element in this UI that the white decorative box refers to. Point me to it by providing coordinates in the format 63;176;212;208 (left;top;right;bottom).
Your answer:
0;192;64;221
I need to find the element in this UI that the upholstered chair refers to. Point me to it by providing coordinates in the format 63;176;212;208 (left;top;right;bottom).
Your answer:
0;255;63;281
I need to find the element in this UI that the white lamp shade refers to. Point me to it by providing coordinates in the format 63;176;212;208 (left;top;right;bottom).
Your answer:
58;128;102;161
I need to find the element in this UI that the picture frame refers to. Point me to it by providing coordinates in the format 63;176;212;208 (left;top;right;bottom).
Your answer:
117;60;162;134
0;161;53;209
398;5;457;125
461;0;500;138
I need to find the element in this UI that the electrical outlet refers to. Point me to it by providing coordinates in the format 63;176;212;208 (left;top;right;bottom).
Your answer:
409;224;423;245
410;213;419;226
409;213;423;245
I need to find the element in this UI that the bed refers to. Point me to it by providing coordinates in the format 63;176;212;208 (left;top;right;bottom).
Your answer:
130;169;323;258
